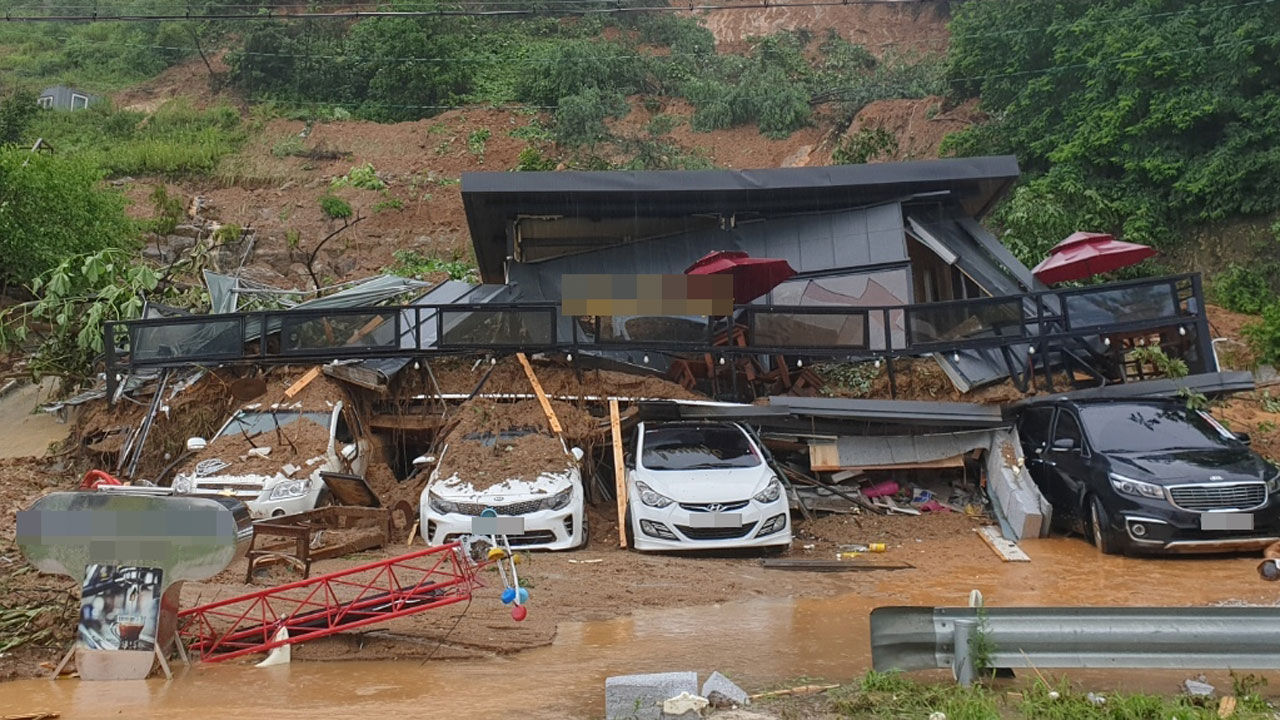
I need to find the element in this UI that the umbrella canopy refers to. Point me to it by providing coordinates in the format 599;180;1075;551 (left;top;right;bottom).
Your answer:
685;250;797;304
1032;232;1156;284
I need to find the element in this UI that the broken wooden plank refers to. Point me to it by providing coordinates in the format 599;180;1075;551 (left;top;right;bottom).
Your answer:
366;414;445;431
609;398;627;549
976;526;1031;562
516;352;563;435
760;558;914;572
284;367;322;398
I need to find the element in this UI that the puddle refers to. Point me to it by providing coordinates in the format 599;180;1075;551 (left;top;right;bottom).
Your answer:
2;533;1278;717
0;379;68;459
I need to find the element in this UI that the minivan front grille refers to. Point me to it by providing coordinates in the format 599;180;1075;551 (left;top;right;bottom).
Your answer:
1168;482;1266;512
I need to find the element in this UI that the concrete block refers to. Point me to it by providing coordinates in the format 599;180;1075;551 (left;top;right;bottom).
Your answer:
701;671;749;708
606;671;699;720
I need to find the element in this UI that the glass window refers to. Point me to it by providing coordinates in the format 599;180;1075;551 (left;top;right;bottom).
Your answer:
1052;411;1083;449
1018;407;1055;449
641;424;761;471
1079;403;1238;453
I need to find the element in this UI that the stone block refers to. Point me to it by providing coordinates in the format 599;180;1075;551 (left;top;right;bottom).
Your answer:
701;671;749;708
605;671;699;720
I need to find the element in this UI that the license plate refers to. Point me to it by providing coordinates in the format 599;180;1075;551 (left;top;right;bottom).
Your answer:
1200;513;1253;531
471;516;525;535
686;512;742;528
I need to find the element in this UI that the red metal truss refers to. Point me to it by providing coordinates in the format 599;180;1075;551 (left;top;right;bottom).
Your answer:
178;542;482;663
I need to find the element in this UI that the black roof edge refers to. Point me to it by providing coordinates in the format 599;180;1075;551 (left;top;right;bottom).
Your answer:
1004;372;1257;417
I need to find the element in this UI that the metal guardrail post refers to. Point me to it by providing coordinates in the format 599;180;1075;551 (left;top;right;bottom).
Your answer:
952;618;977;686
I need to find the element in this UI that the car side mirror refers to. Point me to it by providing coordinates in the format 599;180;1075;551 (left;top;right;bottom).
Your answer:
623;453;635;469
1051;437;1078;452
186;437;207;452
1235;432;1252;446
340;443;358;461
570;447;584;462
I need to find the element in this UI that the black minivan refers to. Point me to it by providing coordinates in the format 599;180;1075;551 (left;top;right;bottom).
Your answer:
1016;398;1280;555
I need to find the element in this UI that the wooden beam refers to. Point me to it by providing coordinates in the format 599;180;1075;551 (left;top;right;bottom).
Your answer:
516;353;562;434
284;366;322;399
609;398;627;548
976;526;1031;562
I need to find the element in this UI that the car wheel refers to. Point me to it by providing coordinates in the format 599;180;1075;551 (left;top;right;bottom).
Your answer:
762;544;788;557
1089;496;1121;556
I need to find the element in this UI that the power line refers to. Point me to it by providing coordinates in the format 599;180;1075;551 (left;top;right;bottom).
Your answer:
5;0;942;21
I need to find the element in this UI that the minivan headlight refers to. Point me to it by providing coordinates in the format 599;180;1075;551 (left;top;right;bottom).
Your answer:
541;487;573;511
1266;470;1280;494
753;478;783;504
1108;473;1165;500
636;481;674;508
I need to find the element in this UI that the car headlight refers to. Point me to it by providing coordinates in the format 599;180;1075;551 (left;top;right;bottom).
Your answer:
1267;470;1280;494
268;480;308;500
172;476;193;494
636;481;674;508
540;487;573;511
1108;473;1165;500
753;478;783;504
428;492;460;515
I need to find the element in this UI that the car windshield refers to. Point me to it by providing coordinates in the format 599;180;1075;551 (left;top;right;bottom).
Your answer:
1080;403;1237;454
217;411;329;439
641;425;760;471
462;428;539;446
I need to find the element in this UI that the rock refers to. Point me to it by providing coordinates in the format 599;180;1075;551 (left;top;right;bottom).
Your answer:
1184;678;1216;697
661;691;709;718
606;671;699;720
928;713;946;720
1086;692;1106;706
702;672;749;708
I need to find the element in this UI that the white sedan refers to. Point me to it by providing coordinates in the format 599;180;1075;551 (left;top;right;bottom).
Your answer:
420;428;586;550
626;421;791;552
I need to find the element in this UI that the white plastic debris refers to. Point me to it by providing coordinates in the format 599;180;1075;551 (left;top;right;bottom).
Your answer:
1047;691;1060;700
255;627;291;667
929;712;947;720
247;447;272;458
281;463;300;477
1086;692;1106;706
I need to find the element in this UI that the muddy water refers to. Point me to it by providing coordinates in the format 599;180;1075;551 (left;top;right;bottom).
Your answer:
0;379;68;459
2;538;1277;718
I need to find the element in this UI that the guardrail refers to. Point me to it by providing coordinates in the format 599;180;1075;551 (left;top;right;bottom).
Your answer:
870;605;1280;686
104;273;1213;390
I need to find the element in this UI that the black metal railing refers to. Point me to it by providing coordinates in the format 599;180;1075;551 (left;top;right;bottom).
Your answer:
105;273;1214;388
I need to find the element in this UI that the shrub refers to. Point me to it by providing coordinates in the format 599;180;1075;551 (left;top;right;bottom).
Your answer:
0;149;137;287
331;163;386;190
319;194;353;219
387;250;477;281
1212;264;1276;315
1245;302;1280;366
833;127;899;164
514;146;557;171
0;89;38;145
553;88;629;147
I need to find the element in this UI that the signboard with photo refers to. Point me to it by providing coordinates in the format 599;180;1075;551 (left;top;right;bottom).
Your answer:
78;565;163;652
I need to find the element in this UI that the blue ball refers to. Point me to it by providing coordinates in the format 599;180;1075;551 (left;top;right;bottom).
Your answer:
501;587;516;605
516;587;529;604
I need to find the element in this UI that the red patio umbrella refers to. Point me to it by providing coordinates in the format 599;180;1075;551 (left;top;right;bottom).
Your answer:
685;250;797;304
1031;231;1156;284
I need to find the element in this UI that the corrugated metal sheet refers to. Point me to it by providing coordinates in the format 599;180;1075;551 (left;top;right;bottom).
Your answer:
833;429;994;467
766;396;1006;428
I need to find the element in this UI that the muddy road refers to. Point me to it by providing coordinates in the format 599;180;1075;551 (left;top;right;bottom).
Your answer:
3;510;1278;719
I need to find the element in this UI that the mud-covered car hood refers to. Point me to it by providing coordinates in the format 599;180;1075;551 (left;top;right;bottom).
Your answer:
1109;448;1272;484
430;466;578;503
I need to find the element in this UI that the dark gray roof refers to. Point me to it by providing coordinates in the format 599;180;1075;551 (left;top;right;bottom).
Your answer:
462;156;1020;283
1006;372;1256;414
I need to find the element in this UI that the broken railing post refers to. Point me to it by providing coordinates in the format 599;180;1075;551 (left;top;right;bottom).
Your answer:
16;492;252;680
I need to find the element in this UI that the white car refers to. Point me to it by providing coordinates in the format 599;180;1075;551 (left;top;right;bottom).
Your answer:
171;401;370;519
419;427;586;550
626;421;791;552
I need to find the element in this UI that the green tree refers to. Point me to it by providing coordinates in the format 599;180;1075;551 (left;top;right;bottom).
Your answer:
0;149;137;288
944;0;1280;253
0;89;38;145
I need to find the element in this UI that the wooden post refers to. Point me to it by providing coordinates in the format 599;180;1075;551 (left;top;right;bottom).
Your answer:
609;398;627;548
516;353;562;434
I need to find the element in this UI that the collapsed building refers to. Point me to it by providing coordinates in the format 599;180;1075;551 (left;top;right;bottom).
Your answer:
91;156;1228;545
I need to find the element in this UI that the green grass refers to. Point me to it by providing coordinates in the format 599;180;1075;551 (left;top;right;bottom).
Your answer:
798;672;1276;720
386;250;477;282
31;101;247;177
